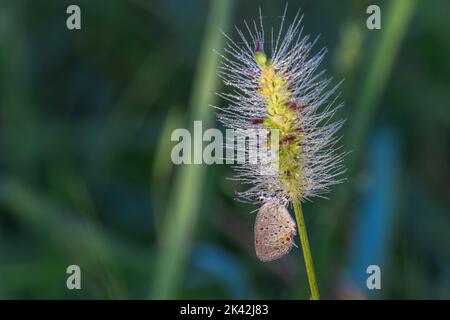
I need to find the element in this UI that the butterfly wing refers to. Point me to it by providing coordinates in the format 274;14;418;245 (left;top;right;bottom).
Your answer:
254;202;297;262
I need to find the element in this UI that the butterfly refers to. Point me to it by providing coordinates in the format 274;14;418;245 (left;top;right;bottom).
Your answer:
254;201;297;262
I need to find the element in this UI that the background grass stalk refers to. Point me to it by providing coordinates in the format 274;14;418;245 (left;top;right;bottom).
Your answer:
293;201;319;300
150;0;234;299
311;0;418;293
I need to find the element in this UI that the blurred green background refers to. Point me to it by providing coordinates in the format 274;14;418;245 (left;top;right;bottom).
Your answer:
1;0;449;299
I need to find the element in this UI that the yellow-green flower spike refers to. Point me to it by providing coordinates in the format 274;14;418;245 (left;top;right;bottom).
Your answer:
254;51;267;67
254;50;304;201
216;8;346;206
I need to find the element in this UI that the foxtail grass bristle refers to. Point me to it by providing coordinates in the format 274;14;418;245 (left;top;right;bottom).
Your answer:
214;6;346;206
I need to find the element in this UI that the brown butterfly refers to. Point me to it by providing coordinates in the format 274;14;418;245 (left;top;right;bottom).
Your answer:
254;201;297;262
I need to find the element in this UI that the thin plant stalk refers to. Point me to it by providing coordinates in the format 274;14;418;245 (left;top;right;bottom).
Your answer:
346;0;417;171
150;107;182;243
293;201;320;300
151;0;234;299
312;0;417;291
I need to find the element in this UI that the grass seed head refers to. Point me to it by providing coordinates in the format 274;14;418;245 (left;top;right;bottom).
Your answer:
215;6;346;206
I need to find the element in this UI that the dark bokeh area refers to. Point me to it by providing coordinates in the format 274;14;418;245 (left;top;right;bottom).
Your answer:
0;0;449;299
